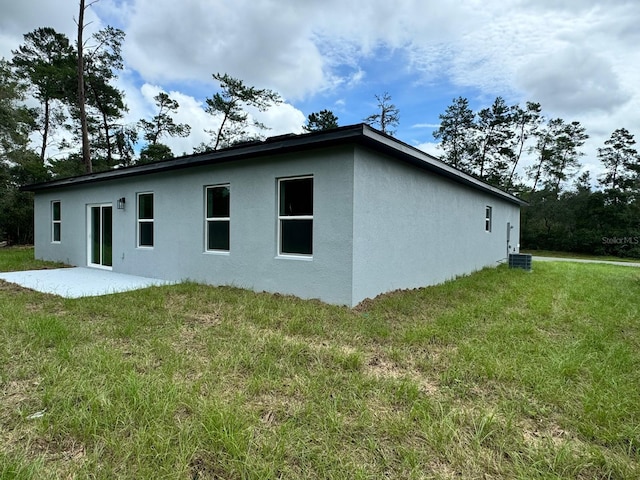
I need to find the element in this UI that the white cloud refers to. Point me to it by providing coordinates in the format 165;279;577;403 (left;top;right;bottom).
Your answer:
517;46;629;115
254;103;306;136
413;141;441;158
0;1;104;60
116;0;328;100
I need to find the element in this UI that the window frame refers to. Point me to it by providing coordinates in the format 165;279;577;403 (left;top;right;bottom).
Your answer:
137;192;154;248
277;175;314;258
485;205;492;232
51;200;61;243
205;184;231;253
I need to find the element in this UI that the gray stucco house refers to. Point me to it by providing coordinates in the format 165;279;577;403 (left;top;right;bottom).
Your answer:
24;124;525;306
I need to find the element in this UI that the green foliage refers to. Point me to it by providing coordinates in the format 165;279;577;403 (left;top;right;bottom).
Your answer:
112;125;138;167
598;128;640;203
0;150;51;244
0;189;35;244
506;101;542;189
138;92;190;147
435;97;593;194
521;128;640;258
0;59;36;157
519;116;590;196
473;96;515;183
11;27;75;162
80;26;128;169
303;109;339;132
47;154;86;178
0;60;42;244
521;186;640;258
433;96;476;171
433;99;638;258
138;143;174;164
363;92;399;135
539;119;589;196
203;73;282;151
9;25;129;172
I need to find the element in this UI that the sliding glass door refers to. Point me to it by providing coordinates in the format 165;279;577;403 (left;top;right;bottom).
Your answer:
88;204;112;268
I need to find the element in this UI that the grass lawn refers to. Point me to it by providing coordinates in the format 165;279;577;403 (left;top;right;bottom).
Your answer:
1;247;639;479
0;246;67;272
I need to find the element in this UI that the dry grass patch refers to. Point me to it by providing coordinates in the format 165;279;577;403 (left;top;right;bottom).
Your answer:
365;352;439;395
0;279;32;295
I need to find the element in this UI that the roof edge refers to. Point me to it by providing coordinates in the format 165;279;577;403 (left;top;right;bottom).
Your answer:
21;124;367;192
21;123;527;206
358;125;528;206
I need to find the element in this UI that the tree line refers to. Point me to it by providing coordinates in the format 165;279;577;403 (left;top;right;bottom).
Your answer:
0;14;395;244
434;97;640;258
2;14;638;257
0;19;307;243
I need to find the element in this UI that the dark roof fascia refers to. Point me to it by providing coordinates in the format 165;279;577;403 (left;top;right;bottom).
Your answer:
22;123;527;206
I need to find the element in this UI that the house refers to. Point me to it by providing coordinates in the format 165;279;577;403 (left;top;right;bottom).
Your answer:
23;124;525;307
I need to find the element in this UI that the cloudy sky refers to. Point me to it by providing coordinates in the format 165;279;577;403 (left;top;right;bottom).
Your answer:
1;0;638;180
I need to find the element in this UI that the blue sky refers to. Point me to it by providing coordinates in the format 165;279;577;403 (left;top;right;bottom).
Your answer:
1;0;639;181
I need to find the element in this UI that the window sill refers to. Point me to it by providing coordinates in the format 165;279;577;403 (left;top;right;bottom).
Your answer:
276;254;313;261
204;250;230;256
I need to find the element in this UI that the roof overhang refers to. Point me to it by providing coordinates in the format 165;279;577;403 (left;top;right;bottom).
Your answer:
21;123;527;206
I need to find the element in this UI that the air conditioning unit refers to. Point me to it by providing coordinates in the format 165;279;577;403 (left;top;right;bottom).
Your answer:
509;253;532;271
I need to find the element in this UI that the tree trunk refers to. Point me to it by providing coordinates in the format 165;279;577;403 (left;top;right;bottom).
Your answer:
40;99;49;163
508;123;527;189
214;110;229;150
77;0;92;173
101;109;112;165
89;82;113;165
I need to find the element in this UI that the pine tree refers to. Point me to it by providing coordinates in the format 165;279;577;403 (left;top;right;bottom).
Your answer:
432;96;475;172
303;110;339;132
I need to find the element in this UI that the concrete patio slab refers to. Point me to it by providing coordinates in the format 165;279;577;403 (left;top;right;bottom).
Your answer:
0;267;175;298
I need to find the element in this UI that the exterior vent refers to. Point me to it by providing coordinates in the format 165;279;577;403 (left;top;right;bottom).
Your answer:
509;253;532;271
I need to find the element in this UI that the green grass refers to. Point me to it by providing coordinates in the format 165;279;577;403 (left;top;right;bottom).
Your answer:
0;246;67;272
1;247;639;478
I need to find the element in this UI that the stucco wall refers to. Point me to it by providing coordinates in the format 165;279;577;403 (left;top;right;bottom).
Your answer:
34;147;355;305
33;142;522;307
351;145;521;305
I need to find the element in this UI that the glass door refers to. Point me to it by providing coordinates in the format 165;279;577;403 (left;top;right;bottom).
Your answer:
88;204;112;268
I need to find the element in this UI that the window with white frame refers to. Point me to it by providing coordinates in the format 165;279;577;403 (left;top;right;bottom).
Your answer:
137;192;154;247
485;206;492;232
52;201;61;242
278;176;313;256
205;184;230;251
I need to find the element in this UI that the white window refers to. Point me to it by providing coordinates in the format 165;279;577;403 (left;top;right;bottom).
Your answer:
52;201;61;243
485;206;492;232
205;185;230;251
137;192;154;247
278;176;313;256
